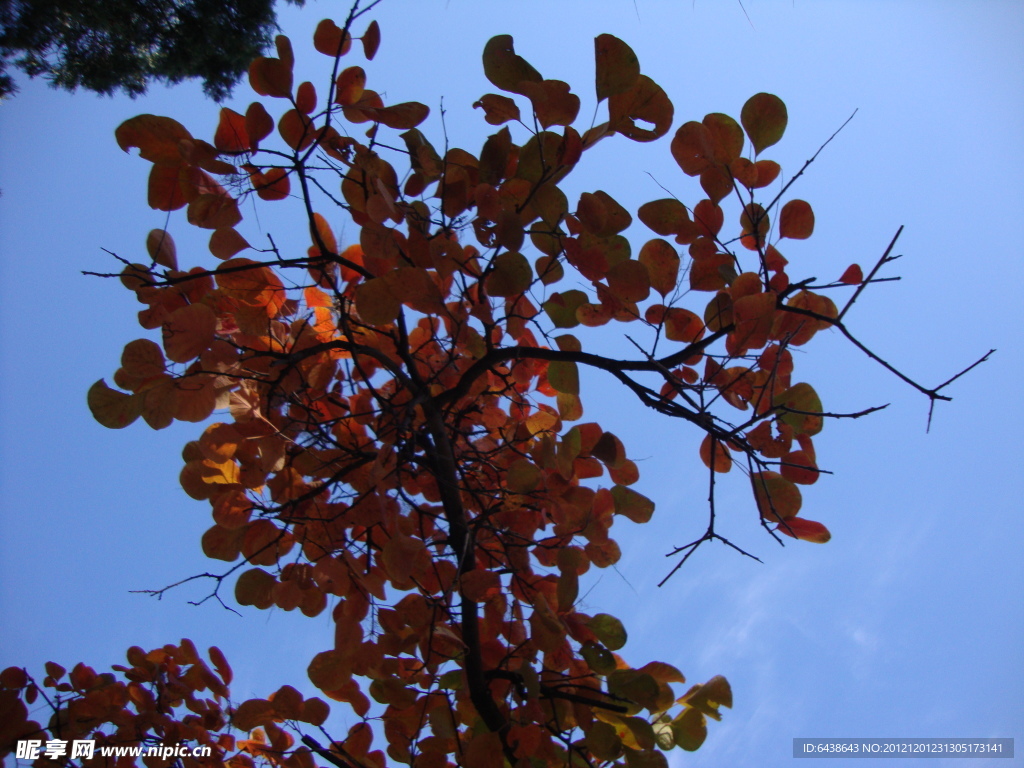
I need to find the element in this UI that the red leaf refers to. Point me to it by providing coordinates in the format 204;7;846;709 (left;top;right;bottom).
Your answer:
777;516;831;543
840;263;863;284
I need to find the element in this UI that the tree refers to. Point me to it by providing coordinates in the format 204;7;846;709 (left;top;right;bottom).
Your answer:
0;6;988;768
0;0;304;100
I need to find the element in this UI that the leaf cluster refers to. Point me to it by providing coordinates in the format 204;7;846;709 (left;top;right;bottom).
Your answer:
3;8;985;768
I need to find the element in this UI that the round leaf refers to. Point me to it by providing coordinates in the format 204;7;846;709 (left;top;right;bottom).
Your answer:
740;93;788;155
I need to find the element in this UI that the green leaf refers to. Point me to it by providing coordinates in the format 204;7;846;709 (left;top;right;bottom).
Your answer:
612;481;653;517
773;382;823;435
670;708;706;751
740;93;788;155
588;613;627;650
547;360;580;395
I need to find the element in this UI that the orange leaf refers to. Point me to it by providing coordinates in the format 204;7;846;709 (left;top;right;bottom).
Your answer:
664;308;704;343
699;435;732;473
595;34;640;102
116;114;191;165
609;75;673;142
518;79;580;129
779;199;815;239
249;57;292;99
279;109;316;151
752;159;781;188
335;66;366;106
363;102;430;130
87;379;140;429
245;102;274;145
354;277;400;325
307;650;349;692
252;167;290;201
670;121;714;176
752;471;802;521
638;198;693;238
121;338;165;379
235;568;276;609
638;239;679;297
693;199;723;238
606;259;650;303
362;20;381;60
163;303;217;363
314;19;352;57
214;108;252;152
146;229;178;270
777;516;831;543
187;193;241;230
781;449;819;485
210;227;250;260
473;93;520;125
296;81;317;114
482;35;543;96
147;164;187;211
740;92;788;155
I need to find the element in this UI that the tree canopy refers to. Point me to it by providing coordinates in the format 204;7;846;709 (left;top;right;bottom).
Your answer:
0;5;988;768
0;0;303;100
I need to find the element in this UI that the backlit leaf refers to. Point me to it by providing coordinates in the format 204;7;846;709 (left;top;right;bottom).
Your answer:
214;108;251;152
249;57;293;99
482;35;542;96
335;66;365;106
484;251;532;297
671;708;706;751
314;19;352;57
611;485;654;523
362;20;381;60
779;199;814;239
588;613;627;650
840;263;864;285
146;229;178;270
87;380;140;429
595;34;640;102
609;75;673;142
777;516;831;543
740;93;787;155
355;277;400;325
519;79;580;129
699;435;732;473
209;227;250;260
638;199;692;237
607;260;651;303
638;239;679;297
547;360;579;395
163;303;217;363
473;94;521;125
116;115;191;165
752;471;802;521
773;382;823;436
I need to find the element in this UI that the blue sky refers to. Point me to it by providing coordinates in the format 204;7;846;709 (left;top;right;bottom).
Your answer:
1;2;1022;767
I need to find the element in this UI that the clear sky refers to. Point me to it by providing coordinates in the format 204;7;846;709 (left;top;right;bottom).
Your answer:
1;2;1022;767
